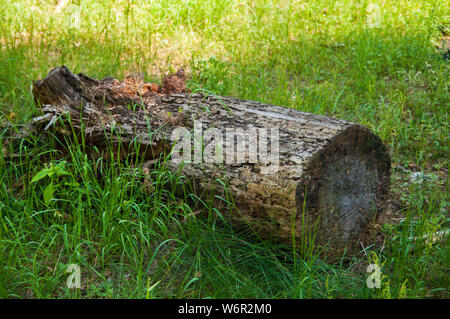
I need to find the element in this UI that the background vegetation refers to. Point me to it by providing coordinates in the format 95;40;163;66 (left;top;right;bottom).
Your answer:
0;0;448;298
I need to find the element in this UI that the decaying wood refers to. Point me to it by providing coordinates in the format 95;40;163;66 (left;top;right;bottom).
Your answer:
29;66;390;252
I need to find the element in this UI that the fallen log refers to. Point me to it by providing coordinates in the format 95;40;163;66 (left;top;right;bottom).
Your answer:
30;66;390;252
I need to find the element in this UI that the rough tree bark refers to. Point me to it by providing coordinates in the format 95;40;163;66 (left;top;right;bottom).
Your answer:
29;66;390;252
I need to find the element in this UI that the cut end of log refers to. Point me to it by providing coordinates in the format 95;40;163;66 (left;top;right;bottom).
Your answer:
297;124;390;244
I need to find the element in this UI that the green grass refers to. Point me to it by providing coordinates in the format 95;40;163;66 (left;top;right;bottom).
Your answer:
0;0;449;298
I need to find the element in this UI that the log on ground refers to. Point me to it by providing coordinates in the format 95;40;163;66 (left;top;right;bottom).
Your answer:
30;66;391;251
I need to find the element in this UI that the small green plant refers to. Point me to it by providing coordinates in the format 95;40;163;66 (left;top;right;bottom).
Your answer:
31;160;71;208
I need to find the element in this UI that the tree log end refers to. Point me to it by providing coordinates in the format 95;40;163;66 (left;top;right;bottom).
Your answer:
296;124;390;247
